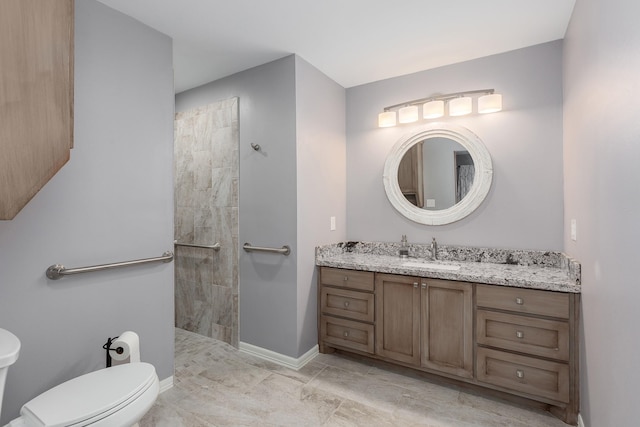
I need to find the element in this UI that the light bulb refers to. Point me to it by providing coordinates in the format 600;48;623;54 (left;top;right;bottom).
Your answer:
422;100;444;119
378;111;397;127
448;97;472;116
478;93;502;113
398;106;419;124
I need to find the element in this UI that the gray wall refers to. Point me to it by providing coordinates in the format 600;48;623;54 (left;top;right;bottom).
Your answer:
176;55;347;358
0;1;175;424
563;0;640;425
346;41;564;250
294;56;347;355
176;56;300;356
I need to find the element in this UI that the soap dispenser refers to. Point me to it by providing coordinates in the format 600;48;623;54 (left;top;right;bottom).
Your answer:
399;235;409;258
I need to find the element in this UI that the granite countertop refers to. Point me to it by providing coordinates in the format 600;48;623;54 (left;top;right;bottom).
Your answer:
316;242;581;293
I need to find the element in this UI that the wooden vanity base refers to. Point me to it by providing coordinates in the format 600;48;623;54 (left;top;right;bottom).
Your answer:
318;267;580;425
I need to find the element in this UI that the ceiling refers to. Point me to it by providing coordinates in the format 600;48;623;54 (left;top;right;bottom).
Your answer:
97;0;576;94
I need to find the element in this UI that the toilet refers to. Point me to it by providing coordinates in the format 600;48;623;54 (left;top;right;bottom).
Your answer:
0;328;159;427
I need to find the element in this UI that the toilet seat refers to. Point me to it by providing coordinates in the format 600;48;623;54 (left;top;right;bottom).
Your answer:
12;362;158;427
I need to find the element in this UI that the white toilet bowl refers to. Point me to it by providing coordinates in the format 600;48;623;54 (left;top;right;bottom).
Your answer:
0;329;159;427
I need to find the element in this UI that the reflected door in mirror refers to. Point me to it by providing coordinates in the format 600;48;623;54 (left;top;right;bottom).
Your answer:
398;143;424;208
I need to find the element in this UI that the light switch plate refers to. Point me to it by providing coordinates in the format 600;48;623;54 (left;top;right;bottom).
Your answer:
570;219;577;241
330;216;336;231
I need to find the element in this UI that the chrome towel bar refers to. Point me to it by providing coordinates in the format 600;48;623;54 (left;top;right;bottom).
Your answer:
174;241;221;251
243;242;290;256
46;251;174;280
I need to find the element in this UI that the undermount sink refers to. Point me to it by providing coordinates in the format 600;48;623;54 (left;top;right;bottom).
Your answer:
401;261;461;271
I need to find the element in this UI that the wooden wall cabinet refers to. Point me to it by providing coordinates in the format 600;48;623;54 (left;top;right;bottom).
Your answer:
318;267;579;425
0;0;75;219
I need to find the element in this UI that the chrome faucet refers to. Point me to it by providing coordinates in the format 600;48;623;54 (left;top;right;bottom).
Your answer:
430;237;437;260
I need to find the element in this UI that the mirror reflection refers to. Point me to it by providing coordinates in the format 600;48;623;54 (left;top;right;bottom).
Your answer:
398;137;475;210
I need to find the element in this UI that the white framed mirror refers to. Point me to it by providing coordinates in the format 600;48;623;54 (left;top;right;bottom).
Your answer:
383;123;493;225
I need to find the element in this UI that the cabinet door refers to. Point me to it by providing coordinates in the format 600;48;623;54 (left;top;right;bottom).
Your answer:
375;273;420;365
421;279;473;378
0;0;74;219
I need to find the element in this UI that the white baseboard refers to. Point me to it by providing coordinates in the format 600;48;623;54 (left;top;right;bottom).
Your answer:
239;342;319;371
158;375;174;393
578;413;585;427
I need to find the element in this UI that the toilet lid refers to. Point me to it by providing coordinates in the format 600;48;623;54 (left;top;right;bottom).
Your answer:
20;362;157;427
0;328;21;368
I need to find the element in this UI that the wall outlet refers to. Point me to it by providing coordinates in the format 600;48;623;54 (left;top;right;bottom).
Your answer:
330;216;336;231
570;219;577;241
426;199;436;208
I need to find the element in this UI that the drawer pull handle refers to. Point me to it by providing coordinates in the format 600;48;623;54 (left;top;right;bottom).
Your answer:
344;301;350;308
413;282;418;288
516;369;525;379
515;297;524;305
516;331;524;339
421;283;427;289
343;330;349;337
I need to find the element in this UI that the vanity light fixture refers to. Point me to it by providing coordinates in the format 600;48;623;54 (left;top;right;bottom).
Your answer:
378;111;397;127
422;100;444;119
478;93;503;114
448;96;473;116
377;89;502;127
398;105;419;123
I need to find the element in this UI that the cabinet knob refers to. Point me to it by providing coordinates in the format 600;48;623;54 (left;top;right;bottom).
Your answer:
343;330;349;337
413;282;418;288
344;301;350;308
516;369;525;379
343;276;348;281
421;283;427;289
516;331;524;339
515;297;524;305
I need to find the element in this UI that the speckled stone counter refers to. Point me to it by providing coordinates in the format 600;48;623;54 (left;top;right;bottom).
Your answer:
316;242;581;293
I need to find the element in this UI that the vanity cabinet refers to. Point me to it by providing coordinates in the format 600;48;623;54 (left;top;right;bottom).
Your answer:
374;274;473;378
375;274;421;364
421;278;473;378
476;284;578;415
318;267;579;425
0;0;74;220
319;268;375;354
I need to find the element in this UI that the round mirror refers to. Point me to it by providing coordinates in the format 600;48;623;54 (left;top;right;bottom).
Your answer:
383;123;493;225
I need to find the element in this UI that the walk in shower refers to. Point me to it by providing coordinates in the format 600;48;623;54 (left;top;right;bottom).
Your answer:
173;98;239;347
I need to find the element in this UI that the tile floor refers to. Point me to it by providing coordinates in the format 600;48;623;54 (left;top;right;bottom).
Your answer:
140;328;568;426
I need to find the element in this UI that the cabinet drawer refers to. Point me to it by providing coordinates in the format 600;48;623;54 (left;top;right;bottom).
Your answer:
321;267;374;292
477;310;569;361
320;316;374;354
476;285;569;319
321;287;374;322
477;347;569;403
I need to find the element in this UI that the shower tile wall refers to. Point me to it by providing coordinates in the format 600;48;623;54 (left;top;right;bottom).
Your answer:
174;98;239;347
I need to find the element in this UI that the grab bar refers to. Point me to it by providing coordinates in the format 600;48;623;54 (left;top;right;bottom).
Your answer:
174;241;221;251
243;242;291;256
46;251;174;280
